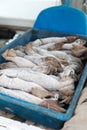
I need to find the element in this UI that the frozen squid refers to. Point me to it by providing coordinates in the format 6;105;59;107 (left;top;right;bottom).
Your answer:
0;87;66;113
71;45;87;58
0;62;17;69
31;37;67;46
0;68;74;91
0;75;53;99
31;36;77;46
2;49;36;68
24;55;63;74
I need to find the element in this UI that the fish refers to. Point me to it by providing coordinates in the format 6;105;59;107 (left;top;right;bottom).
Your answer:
0;75;53;99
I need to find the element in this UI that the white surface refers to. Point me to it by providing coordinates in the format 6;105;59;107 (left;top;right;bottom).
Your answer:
0;116;45;130
0;0;61;27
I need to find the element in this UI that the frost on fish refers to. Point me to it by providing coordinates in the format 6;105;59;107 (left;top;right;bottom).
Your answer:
0;87;66;113
0;87;42;105
31;37;67;46
2;49;36;68
24;55;63;74
17;70;74;91
31;36;77;47
0;68;74;91
0;36;86;113
0;62;17;69
0;74;53;99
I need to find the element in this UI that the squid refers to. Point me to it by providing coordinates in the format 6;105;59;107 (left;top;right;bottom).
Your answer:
24;55;63;74
0;68;74;91
0;87;66;113
31;36;77;47
2;49;36;68
0;75;53;99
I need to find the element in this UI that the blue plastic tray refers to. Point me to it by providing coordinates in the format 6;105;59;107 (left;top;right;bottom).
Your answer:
0;29;87;130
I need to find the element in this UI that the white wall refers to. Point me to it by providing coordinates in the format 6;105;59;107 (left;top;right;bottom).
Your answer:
0;0;61;27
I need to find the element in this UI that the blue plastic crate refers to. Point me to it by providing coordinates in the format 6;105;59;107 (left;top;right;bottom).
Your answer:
0;29;87;130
